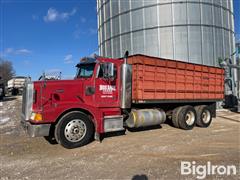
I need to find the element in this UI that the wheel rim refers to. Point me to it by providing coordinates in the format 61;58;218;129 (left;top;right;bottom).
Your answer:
64;119;87;142
202;110;211;124
185;111;195;126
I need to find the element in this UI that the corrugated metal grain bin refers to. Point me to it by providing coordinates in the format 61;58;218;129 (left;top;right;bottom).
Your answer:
97;0;235;67
127;55;224;103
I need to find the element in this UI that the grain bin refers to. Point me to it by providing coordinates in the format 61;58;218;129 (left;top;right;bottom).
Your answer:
97;0;235;67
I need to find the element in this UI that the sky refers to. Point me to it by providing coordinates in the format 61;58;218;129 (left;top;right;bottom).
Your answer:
0;0;240;80
0;0;98;80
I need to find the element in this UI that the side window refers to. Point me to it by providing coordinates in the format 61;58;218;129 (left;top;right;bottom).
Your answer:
97;64;117;78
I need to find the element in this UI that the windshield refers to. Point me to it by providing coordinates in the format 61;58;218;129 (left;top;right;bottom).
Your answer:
76;63;95;78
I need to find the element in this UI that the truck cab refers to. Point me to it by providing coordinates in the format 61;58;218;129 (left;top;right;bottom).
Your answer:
21;55;129;149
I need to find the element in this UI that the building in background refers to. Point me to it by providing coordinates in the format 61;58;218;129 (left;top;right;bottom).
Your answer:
97;0;235;68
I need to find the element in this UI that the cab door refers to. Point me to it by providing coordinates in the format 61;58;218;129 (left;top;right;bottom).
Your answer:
76;63;95;106
94;64;119;107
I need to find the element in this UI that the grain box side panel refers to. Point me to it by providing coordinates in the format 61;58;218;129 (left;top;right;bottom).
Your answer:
128;55;224;103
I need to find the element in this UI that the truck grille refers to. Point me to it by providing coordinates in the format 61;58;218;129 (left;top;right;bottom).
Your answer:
22;81;33;120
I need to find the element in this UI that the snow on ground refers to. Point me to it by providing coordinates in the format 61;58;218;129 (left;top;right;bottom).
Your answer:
0;117;10;125
0;96;22;135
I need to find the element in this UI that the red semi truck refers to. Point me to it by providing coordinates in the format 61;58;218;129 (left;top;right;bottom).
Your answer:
21;53;224;149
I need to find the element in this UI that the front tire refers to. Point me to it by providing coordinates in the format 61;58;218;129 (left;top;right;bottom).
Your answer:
56;111;94;149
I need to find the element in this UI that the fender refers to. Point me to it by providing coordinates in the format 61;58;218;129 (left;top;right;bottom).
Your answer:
41;102;104;133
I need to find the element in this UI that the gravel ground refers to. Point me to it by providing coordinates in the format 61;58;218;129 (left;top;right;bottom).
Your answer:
0;96;239;180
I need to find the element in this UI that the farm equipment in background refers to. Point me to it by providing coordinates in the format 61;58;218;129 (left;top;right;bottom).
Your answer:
219;57;240;112
7;76;28;96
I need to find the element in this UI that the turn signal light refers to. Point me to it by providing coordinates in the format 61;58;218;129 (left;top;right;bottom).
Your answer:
30;113;43;121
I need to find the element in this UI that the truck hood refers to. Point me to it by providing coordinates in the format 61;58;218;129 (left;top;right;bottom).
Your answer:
33;79;84;108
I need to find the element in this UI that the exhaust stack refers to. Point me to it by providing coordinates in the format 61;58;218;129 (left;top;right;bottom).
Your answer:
121;51;132;109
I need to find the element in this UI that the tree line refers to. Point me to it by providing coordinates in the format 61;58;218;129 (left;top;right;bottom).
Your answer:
0;58;15;85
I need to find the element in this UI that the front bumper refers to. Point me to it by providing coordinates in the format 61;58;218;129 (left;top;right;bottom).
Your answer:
21;120;50;137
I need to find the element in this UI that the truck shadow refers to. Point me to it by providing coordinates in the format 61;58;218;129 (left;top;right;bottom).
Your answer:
44;125;58;145
132;174;148;180
44;136;58;145
127;124;162;132
164;118;177;128
44;125;164;145
102;125;163;141
102;130;126;139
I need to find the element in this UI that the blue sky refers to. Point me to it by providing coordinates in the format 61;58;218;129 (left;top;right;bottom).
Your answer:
0;0;239;80
0;0;97;80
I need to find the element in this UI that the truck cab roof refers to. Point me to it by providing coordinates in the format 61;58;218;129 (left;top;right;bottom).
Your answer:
76;55;123;68
76;57;98;67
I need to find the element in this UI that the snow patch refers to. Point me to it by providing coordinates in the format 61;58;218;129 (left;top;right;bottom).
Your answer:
0;117;10;125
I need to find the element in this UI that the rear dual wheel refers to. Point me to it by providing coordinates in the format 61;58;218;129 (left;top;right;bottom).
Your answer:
172;106;197;130
194;105;212;127
172;105;213;130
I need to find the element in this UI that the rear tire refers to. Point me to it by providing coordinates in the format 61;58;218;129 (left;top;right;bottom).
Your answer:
172;106;182;128
194;105;212;127
55;111;94;149
172;106;197;130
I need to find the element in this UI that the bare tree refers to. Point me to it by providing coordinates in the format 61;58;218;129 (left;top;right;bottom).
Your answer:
0;58;15;85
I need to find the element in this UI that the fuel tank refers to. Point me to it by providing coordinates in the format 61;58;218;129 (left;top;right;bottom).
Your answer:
126;109;166;128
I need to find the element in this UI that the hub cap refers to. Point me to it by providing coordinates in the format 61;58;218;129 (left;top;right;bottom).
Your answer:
64;119;86;142
185;111;195;126
202;110;211;123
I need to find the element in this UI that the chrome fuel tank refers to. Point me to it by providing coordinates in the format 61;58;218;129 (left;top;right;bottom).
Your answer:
126;109;166;128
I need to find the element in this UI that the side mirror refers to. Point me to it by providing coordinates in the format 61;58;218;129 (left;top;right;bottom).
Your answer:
103;62;114;79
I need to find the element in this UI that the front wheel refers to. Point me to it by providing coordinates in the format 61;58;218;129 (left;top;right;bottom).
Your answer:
55;111;94;149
